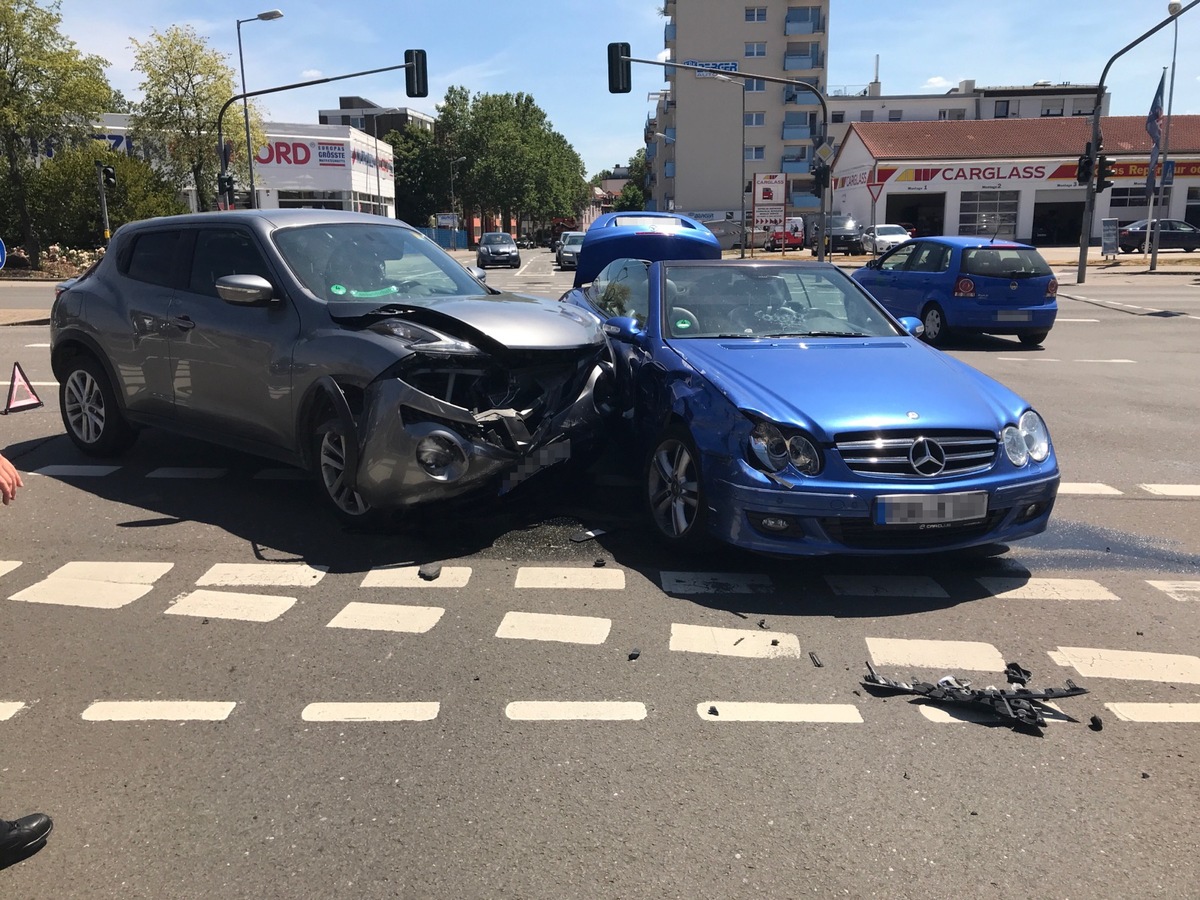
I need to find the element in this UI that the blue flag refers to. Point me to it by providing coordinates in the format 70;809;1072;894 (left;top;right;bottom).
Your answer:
1146;72;1165;199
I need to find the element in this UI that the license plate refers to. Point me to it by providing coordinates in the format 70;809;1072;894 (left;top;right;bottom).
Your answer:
874;491;988;526
996;310;1031;322
499;440;572;495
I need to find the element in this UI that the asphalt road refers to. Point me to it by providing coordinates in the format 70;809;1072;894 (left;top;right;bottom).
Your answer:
2;248;1199;898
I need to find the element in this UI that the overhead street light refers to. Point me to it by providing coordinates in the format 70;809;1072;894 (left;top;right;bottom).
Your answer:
236;9;283;209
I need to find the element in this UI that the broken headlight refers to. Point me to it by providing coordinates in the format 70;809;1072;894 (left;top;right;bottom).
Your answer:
747;421;822;476
369;320;479;355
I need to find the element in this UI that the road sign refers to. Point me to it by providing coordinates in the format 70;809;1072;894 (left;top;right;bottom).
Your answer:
753;173;785;205
1164;159;1175;186
815;142;834;163
754;204;785;229
867;182;885;203
437;213;458;228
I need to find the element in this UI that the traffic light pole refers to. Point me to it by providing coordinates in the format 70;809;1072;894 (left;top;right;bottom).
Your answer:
612;51;830;262
1075;0;1198;284
94;161;111;243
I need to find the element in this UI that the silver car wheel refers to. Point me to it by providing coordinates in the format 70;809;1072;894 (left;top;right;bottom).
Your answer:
64;369;106;445
648;437;700;538
318;428;371;517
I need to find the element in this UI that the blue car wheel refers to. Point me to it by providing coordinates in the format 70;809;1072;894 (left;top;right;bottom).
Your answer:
645;426;708;551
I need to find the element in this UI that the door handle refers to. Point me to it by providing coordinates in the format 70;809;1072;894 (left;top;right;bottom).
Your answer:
169;315;196;331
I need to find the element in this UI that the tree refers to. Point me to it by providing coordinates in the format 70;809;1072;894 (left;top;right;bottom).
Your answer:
388;123;441;226
0;0;112;267
613;148;646;212
128;25;267;212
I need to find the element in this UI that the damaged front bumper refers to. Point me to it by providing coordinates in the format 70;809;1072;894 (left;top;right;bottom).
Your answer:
350;361;610;509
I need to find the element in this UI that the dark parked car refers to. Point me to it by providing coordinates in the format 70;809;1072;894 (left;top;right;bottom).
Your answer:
560;220;1058;557
50;210;608;523
808;214;863;256
476;232;521;268
852;236;1057;347
1119;219;1200;253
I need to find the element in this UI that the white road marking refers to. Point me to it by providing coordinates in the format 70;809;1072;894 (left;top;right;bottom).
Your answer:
995;357;1061;362
1147;580;1200;602
866;637;1006;672
360;566;472;588
196;562;327;587
696;702;863;723
327;602;444;633
82;701;236;721
1048;647;1200;684
0;702;26;721
24;342;51;348
660;571;774;594
505;701;647;721
147;467;227;479
9;561;173;608
0;560;21;579
1074;358;1136;364
514;566;626;589
495;611;612;644
253;468;308;480
669;623;802;658
1055;318;1099;322
1139;484;1200;497
975;577;1119;601
165;589;297;623
27;382;59;387
1057;482;1123;495
32;465;119;477
825;575;947;598
1105;703;1200;723
301;702;440;722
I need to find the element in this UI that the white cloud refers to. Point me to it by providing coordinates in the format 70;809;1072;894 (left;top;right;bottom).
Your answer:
920;76;955;92
301;70;323;79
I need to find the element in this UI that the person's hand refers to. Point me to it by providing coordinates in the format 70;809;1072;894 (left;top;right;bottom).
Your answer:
0;453;23;505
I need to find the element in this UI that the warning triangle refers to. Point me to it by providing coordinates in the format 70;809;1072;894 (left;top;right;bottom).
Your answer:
4;361;43;414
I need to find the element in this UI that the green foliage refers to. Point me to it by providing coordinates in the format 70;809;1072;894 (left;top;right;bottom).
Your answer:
389;124;442;226
0;0;113;266
128;25;267;212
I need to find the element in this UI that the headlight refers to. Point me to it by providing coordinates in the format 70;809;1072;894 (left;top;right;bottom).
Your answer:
1002;410;1050;466
787;434;821;475
749;422;789;472
414;429;470;481
369;320;479;355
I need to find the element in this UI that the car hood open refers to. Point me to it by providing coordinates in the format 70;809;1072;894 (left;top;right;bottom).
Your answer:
672;337;1027;436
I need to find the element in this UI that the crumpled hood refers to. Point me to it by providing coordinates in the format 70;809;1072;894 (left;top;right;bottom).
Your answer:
671;337;1029;438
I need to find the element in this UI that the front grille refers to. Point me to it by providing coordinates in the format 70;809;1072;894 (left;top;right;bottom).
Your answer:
835;429;997;479
819;511;1005;550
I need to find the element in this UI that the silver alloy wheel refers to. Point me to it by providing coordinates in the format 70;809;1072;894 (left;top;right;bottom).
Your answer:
647;437;700;538
318;428;370;516
923;306;944;343
63;369;106;445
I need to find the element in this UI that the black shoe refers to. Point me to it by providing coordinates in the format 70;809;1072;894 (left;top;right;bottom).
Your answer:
0;813;53;866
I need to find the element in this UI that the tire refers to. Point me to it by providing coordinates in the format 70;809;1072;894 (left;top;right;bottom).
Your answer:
1018;330;1049;347
312;415;389;527
765;239;776;252
644;425;709;553
921;303;950;347
58;353;137;457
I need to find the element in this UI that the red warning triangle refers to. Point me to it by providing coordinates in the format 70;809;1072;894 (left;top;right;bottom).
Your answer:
4;361;43;414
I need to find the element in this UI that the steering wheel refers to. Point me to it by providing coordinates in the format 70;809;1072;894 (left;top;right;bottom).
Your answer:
726;305;806;333
668;307;702;334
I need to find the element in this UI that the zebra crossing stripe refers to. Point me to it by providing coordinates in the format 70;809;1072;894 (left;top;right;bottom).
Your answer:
696;702;862;723
165;589;297;623
1105;703;1200;723
505;701;647;721
514;567;626;589
1139;484;1200;497
866;637;1005;672
301;702;440;722
670;623;802;659
81;701;236;721
1057;482;1123;495
326;602;445;633
659;572;774;594
196;562;327;588
1048;647;1200;684
0;560;21;579
9;561;174;608
1147;580;1200;602
0;702;26;721
31;465;119;477
253;468;308;480
147;467;227;479
975;577;1119;601
496;611;612;645
360;566;472;588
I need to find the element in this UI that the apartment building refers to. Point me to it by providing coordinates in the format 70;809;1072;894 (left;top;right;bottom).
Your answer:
646;0;830;225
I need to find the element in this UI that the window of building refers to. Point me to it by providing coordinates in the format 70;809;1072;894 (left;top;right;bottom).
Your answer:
939;108;966;120
1109;186;1171;209
744;112;765;127
831;111;845;124
994;100;1009;118
745;7;767;22
1072;101;1095;116
785;7;820;31
782;146;808;161
745;78;766;92
860;110;874;122
888;109;902;122
745;42;766;57
1040;100;1064;117
744;146;765;161
958;190;1019;237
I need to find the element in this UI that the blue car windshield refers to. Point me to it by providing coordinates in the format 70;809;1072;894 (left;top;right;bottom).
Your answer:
662;264;901;339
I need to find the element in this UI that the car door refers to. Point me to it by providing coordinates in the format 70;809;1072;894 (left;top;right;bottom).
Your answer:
166;226;302;451
853;242;920;313
1170;220;1200;251
899;241;952;317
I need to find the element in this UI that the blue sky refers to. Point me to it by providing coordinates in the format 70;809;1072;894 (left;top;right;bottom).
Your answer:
58;0;1199;178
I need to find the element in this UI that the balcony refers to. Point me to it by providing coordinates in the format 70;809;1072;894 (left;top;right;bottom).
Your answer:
784;53;822;72
781;158;810;174
784;88;821;105
784;14;823;35
664;22;675;43
646;143;657;160
782;124;811;140
663;161;675;179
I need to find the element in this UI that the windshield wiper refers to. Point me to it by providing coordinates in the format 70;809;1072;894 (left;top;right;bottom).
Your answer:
760;330;867;338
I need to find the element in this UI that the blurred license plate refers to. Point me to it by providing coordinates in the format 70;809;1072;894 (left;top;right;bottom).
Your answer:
875;492;988;526
996;310;1030;322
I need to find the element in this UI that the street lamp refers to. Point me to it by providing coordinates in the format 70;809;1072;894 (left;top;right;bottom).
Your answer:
236;8;283;209
450;156;466;249
713;74;748;258
1150;0;1183;270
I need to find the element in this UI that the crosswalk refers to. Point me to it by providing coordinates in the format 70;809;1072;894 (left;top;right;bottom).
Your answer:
3;559;1199;727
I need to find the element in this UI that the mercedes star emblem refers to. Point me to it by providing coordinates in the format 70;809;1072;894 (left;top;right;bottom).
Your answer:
909;437;947;476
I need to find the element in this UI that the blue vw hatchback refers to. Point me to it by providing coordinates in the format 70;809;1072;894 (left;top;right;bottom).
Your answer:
562;218;1059;558
851;236;1058;347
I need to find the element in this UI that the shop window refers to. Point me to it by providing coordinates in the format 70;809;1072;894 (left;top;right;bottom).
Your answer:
958;190;1019;237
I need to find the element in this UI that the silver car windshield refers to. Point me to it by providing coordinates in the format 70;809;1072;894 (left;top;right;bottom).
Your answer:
274;223;483;302
662;264;900;340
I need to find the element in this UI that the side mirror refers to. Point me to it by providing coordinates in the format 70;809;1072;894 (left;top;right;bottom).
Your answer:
897;316;924;338
603;315;643;344
465;264;487;282
216;274;276;305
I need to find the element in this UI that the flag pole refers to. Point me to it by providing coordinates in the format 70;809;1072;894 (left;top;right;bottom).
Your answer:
1150;15;1180;271
1145;67;1166;259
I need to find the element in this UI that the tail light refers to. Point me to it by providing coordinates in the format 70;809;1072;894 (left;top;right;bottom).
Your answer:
1046;278;1058;299
953;276;976;298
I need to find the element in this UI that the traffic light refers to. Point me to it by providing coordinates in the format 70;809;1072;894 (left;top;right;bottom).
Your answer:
1096;155;1116;193
218;172;235;202
810;159;829;198
101;165;116;189
607;42;632;94
1076;143;1093;185
404;49;428;98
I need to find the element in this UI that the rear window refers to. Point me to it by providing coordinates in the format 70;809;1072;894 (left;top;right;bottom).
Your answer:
961;247;1051;279
605;215;696;231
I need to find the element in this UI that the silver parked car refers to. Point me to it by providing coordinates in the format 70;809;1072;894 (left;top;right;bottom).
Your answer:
50;210;609;523
557;231;585;269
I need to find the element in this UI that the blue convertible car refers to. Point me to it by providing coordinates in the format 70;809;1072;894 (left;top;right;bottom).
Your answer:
561;215;1059;557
